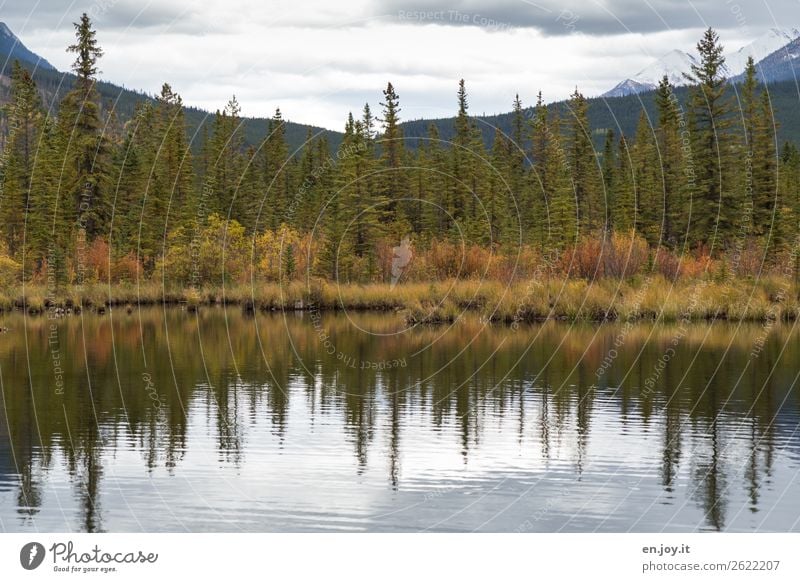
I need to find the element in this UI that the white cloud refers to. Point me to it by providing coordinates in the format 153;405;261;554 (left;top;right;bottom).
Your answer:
3;1;786;130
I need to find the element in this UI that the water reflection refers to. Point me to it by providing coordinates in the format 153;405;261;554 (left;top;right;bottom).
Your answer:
0;307;798;532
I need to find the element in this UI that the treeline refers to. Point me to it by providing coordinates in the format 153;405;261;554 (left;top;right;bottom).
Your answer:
1;18;798;288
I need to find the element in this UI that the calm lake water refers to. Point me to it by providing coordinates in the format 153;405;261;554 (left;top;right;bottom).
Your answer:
1;306;799;532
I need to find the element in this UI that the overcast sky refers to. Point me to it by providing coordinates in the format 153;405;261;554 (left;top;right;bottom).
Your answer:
1;0;796;130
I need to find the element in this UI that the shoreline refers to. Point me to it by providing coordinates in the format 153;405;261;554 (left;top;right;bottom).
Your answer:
1;276;797;324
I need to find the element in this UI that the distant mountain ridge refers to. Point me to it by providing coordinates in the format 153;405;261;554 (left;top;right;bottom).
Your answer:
0;22;56;71
2;21;799;159
731;35;800;84
603;27;800;97
0;21;341;153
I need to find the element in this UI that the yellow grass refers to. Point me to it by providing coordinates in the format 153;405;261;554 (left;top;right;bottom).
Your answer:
1;276;798;323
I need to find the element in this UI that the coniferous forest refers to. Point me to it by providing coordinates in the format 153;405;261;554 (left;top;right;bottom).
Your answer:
1;15;799;319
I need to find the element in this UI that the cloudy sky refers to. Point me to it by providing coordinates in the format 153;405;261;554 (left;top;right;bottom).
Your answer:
1;0;796;129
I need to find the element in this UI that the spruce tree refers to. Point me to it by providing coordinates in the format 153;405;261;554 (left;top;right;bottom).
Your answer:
633;111;660;244
601;128;616;229
565;88;601;235
684;28;736;250
0;62;42;260
528;92;550;246
62;12;111;241
378;83;406;220
654;76;685;247
752;89;778;247
613;136;637;233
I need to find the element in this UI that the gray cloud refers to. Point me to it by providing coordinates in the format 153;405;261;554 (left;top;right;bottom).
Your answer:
375;0;797;36
2;0;793;130
5;0;795;38
1;0;196;33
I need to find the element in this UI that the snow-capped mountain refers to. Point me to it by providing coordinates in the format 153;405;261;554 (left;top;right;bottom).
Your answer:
603;49;697;97
723;27;800;75
731;35;800;85
602;27;800;98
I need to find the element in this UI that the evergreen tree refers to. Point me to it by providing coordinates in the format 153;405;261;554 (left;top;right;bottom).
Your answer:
528;91;550;245
752;89;778;246
565;88;601;235
378;83;406;220
601;128;616;229
613;136;637;232
684;28;736;250
0;62;42;259
206;96;244;218
60;12;112;246
654;76;685;247
450;79;471;231
633;111;661;244
263;107;291;230
419;123;448;236
542;114;576;249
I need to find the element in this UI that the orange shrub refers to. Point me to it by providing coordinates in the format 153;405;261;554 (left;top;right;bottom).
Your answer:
560;237;603;279
112;252;143;283
732;238;765;277
602;230;649;279
86;237;111;282
679;251;714;279
560;230;648;279
653;248;680;281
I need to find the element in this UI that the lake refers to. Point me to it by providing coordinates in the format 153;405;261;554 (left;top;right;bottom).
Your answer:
1;306;799;532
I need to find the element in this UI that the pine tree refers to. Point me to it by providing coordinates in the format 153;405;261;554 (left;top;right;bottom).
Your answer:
155;83;194;229
110;115;145;258
419;123;447;237
633;111;661;244
528;91;550;246
601;128;616;229
378;83;406;220
206;96;244;218
486;129;510;245
542;114;576;249
449;79;471;231
684;28;736;250
0;61;42;260
283;243;296;279
263;107;291;230
654;76;685;247
613;136;637;232
752;89;778;247
505;95;526;244
60;12;113;245
565;88;601;235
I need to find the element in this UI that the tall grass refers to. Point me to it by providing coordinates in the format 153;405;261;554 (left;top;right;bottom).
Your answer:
1;276;798;323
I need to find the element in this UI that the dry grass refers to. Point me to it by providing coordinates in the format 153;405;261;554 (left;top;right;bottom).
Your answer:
1;275;798;323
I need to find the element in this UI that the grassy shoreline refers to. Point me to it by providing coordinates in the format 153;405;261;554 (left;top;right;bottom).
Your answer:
1;276;798;323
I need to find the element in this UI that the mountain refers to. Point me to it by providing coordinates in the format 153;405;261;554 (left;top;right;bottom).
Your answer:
0;22;55;71
602;27;800;97
0;22;341;153
723;27;800;76
604;50;697;97
732;35;800;84
400;76;800;154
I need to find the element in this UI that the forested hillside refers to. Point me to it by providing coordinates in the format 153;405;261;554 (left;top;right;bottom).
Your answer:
1;17;798;293
0;47;342;156
401;77;800;151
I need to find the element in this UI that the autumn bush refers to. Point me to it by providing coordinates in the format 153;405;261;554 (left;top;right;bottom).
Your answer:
653;247;681;280
112;252;143;283
85;237;111;282
0;253;22;288
559;230;648;279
